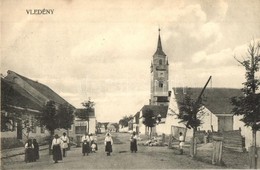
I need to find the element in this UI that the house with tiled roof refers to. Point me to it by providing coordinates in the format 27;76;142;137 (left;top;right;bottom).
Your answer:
165;87;259;150
174;87;243;130
1;70;75;143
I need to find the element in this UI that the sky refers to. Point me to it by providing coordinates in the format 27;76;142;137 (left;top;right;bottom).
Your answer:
1;0;260;122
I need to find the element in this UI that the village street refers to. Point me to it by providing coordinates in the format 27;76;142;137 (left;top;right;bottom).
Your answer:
2;133;222;170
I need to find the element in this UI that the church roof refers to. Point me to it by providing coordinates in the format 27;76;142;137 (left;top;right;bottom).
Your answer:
173;87;243;115
154;30;166;56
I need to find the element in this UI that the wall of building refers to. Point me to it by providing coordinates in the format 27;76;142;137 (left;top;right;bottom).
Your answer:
89;118;96;134
234;115;260;150
198;108;218;132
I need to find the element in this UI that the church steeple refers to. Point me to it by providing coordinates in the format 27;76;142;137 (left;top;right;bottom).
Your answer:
150;28;169;106
154;28;166;56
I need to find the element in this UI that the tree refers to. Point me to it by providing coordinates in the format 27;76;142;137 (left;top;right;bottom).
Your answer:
177;92;204;157
39;100;57;155
112;123;120;132
142;109;157;139
57;103;74;130
39;100;57;137
75;98;95;133
39;100;74;154
231;41;260;168
119;115;133;128
176;79;212;157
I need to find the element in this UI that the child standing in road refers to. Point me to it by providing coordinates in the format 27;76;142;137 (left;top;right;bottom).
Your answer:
130;131;138;153
60;132;69;157
179;132;184;155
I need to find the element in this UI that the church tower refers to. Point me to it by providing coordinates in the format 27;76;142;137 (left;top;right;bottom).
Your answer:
150;29;169;106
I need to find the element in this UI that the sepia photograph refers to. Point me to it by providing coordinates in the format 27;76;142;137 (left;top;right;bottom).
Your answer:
1;0;260;169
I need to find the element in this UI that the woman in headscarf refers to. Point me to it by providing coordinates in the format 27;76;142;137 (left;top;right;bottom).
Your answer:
104;133;113;156
51;134;62;163
130;131;138;153
81;133;91;156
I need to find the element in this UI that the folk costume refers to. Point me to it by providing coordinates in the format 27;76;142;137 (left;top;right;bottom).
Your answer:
25;140;34;163
32;139;39;161
130;132;138;153
104;133;113;156
60;133;69;157
90;134;98;152
51;135;62;163
81;134;91;156
179;132;184;155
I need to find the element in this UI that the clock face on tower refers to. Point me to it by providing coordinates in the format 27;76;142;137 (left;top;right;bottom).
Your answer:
158;71;165;78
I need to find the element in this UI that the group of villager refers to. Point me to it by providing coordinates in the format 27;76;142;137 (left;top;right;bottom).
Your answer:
24;138;39;163
81;133;98;156
25;131;184;163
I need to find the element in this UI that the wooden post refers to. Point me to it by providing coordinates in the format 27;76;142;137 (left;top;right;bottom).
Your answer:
168;134;173;149
212;136;223;165
162;133;165;144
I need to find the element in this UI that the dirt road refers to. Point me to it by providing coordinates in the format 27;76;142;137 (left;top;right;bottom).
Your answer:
2;133;222;169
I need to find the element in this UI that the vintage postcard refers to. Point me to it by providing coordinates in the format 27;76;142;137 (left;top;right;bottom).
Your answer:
1;0;260;169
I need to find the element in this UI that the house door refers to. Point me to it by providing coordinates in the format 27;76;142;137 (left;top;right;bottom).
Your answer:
17;120;23;139
218;116;233;132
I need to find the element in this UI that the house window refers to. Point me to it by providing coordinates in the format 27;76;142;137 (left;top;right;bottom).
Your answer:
75;126;86;134
159;81;163;88
40;125;45;133
159;59;162;65
31;117;36;133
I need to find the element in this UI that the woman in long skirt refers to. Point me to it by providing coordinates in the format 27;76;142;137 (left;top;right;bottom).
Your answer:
104;133;113;156
32;139;39;161
81;133;91;156
51;134;62;163
25;139;34;163
130;131;138;153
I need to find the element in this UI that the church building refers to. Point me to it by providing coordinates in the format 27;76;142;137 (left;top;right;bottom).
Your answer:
150;29;170;106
